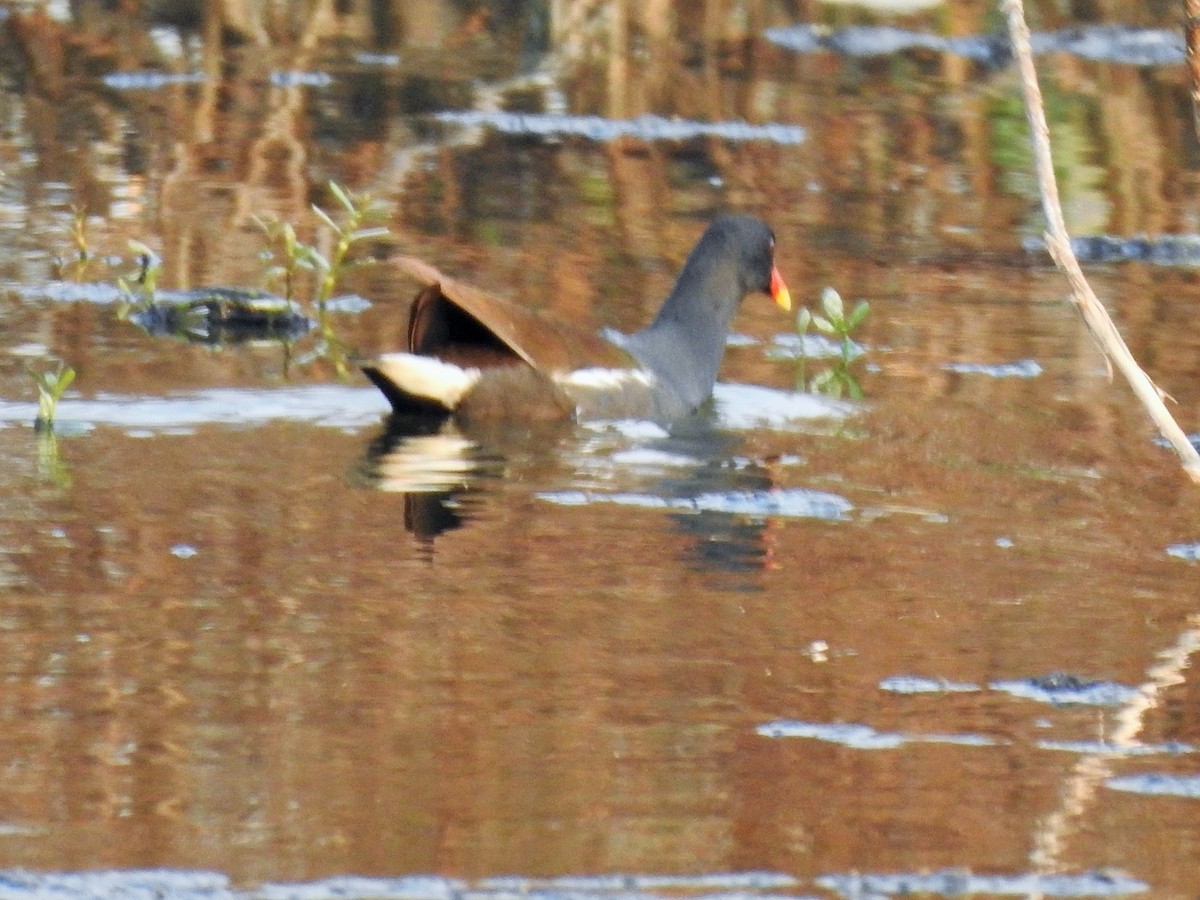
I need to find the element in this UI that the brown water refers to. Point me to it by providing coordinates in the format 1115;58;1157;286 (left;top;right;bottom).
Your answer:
0;1;1199;897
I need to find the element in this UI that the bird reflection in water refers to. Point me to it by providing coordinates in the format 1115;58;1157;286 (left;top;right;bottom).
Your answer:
358;409;780;583
358;411;575;547
357;414;492;545
617;418;779;589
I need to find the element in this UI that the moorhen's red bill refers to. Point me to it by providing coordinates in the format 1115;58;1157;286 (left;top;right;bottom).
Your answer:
361;215;791;424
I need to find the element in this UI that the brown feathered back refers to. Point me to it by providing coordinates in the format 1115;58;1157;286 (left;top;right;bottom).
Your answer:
393;256;632;373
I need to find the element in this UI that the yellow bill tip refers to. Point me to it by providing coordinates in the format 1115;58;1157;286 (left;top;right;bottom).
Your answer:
770;267;791;312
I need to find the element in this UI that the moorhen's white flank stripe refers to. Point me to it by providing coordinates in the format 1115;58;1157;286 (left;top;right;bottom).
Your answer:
557;368;656;389
370;354;481;409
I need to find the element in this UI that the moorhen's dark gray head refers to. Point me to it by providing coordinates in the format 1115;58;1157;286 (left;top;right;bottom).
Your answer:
624;214;791;414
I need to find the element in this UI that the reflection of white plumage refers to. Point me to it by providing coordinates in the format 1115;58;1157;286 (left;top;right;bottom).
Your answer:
366;429;481;494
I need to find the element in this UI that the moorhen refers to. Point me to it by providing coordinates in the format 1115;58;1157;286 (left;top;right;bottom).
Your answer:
361;215;791;424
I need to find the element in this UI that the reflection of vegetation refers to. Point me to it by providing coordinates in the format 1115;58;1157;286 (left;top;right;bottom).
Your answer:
988;86;1107;228
285;307;354;379
258;181;390;308
35;431;72;488
30;363;76;431
794;287;869;400
804;356;864;400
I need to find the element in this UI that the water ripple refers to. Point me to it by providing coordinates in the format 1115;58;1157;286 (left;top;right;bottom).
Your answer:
433;111;806;145
0;870;810;900
817;868;1146;899
0;386;388;433
1038;739;1194;756
878;675;980;694
767;23;1183;67
539;487;853;521
1106;772;1200;798
942;359;1043;379
756;720;998;748
711;384;853;431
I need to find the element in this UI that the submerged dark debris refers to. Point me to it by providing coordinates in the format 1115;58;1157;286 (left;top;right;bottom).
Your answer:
129;288;313;345
1066;234;1200;267
990;672;1139;706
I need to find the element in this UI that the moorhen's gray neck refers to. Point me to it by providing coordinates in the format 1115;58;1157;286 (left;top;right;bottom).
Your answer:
624;220;764;412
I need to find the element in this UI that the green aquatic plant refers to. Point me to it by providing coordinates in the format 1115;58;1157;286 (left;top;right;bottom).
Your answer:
797;286;869;361
258;181;390;307
793;287;870;399
312;182;391;305
52;207;94;281
256;219;317;304
30;363;76;431
51;207;106;282
115;240;163;318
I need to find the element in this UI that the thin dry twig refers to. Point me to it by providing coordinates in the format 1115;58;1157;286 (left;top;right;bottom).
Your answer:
1001;0;1200;484
1185;0;1200;139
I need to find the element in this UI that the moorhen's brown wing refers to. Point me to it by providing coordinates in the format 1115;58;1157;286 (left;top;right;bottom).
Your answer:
393;255;634;373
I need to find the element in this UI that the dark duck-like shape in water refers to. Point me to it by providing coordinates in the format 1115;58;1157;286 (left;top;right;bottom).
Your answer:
360;215;792;425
